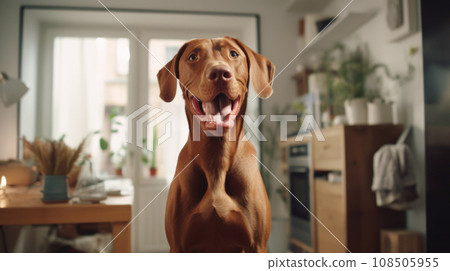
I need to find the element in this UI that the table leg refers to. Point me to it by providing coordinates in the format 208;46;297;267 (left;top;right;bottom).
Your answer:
111;222;131;253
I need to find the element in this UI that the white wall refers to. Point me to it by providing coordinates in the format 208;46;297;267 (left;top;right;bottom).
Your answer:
0;1;21;160
322;0;426;235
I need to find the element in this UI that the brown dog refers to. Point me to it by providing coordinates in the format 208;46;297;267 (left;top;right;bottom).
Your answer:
157;37;274;252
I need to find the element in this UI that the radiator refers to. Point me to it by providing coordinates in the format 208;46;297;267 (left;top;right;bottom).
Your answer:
134;179;170;252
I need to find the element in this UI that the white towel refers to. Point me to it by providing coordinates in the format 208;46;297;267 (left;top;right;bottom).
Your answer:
372;144;418;210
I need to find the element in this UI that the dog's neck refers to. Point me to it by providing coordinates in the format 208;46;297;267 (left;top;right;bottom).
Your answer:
185;99;247;180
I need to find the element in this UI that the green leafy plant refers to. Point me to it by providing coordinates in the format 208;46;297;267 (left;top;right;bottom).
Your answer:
110;143;126;169
141;126;158;170
318;43;420;107
315;43;345;115
94;107;126;170
332;43;382;105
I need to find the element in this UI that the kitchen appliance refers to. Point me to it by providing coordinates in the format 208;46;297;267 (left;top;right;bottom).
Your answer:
288;143;312;247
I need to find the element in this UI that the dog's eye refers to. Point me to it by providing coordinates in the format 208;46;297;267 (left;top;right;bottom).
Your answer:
188;54;198;61
230;50;239;58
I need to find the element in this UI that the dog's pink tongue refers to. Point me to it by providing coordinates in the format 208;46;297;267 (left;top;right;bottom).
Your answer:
202;95;232;117
218;95;232;116
202;100;218;115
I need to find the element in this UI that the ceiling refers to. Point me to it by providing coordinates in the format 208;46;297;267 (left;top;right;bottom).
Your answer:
25;8;257;35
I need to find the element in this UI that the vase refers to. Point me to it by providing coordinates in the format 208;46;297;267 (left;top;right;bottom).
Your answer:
367;100;393;125
150;168;157;177
344;98;368;125
42;175;69;202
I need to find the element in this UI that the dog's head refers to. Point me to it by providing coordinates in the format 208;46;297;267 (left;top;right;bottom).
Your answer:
157;37;275;131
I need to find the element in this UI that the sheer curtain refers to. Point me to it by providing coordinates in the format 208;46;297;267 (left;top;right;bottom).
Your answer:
148;39;189;182
52;37;106;170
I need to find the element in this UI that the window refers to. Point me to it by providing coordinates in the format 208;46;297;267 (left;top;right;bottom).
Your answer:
148;39;189;181
52;37;129;175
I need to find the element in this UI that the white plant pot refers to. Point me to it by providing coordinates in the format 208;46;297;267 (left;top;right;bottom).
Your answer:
367;100;393;125
344;98;368;125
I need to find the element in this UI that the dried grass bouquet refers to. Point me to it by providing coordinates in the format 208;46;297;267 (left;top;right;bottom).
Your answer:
23;137;86;176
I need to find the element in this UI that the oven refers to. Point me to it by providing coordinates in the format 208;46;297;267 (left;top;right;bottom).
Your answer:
288;143;312;247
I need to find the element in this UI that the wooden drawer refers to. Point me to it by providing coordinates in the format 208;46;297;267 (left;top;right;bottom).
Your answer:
313;128;343;170
317;222;347;253
315;179;344;198
315;180;347;252
315;180;345;216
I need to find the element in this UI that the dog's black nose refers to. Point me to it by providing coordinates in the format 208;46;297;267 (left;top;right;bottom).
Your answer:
208;65;233;82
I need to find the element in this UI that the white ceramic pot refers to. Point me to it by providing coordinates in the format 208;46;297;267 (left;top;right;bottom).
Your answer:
344;98;368;125
367;100;393;125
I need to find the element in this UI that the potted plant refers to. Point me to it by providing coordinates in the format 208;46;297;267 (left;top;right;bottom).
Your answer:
95;131;126;176
367;99;391;124
110;144;126;176
367;46;419;124
314;43;346;123
95;107;126;176
23;136;86;202
141;127;158;177
321;43;419;125
332;44;377;124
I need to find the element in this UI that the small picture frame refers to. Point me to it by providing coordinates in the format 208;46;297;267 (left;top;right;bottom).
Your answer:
385;0;419;42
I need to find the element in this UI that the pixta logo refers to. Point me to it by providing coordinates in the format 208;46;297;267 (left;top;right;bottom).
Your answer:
127;105;172;151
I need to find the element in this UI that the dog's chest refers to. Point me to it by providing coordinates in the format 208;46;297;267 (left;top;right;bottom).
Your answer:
181;189;253;252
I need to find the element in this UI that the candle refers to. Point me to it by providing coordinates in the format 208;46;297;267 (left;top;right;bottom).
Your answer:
0;176;6;188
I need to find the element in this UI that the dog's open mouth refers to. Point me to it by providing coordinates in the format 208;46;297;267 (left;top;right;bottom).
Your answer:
191;93;241;129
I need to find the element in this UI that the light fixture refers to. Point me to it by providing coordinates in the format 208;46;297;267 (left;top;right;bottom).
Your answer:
0;72;29;107
0;176;7;198
0;176;6;189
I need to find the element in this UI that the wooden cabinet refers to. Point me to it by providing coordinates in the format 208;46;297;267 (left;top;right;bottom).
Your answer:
315;180;347;252
313;127;344;170
283;125;406;253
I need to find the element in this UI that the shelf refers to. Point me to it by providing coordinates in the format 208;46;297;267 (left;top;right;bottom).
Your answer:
302;11;377;55
286;0;334;13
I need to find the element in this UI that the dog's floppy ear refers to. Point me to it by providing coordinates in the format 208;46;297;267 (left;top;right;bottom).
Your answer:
157;43;188;102
229;37;275;99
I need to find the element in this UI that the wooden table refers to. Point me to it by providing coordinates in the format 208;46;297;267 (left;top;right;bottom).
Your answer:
0;186;133;252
